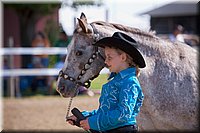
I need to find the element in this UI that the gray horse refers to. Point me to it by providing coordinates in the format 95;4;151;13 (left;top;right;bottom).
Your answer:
56;13;199;131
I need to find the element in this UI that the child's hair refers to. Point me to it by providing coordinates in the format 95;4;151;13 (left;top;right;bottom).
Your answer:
115;48;140;77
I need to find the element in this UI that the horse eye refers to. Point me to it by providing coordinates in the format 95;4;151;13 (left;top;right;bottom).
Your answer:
75;51;83;56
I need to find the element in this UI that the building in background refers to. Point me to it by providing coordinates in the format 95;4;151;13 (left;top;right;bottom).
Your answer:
142;1;198;47
142;1;198;34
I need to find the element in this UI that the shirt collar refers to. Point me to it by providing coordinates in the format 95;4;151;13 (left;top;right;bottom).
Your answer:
108;67;136;80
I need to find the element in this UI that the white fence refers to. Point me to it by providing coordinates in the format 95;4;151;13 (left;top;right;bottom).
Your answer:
0;47;67;56
1;47;67;77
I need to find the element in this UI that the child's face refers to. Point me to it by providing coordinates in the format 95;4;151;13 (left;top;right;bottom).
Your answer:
104;46;129;73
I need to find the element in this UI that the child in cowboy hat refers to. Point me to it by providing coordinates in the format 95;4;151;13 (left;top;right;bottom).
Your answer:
67;32;146;133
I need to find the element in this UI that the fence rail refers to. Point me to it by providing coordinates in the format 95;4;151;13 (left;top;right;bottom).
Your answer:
2;68;60;76
0;47;67;55
2;68;109;77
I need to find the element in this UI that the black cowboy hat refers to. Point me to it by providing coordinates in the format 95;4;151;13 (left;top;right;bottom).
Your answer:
93;32;146;68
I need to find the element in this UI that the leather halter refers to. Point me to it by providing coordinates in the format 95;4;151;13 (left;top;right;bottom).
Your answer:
58;23;104;88
59;46;101;88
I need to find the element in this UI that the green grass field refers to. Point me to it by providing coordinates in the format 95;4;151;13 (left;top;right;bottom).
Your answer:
90;74;109;90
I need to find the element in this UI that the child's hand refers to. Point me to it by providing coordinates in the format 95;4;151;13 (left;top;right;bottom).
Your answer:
80;118;90;130
66;115;77;126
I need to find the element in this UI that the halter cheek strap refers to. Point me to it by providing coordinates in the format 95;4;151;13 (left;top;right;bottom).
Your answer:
58;46;101;88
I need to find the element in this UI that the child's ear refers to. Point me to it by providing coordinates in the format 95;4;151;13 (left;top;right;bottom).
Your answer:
121;53;127;61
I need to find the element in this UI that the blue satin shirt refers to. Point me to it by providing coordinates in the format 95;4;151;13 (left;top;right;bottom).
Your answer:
82;67;144;131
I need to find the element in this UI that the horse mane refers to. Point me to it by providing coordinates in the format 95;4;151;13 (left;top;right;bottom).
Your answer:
91;21;157;39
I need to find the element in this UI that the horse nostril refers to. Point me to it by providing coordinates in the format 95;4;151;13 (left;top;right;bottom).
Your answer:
60;86;65;91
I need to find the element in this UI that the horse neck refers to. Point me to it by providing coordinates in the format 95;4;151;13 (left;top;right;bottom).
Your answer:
92;22;161;56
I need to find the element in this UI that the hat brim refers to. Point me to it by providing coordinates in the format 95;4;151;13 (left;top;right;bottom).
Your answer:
94;37;146;68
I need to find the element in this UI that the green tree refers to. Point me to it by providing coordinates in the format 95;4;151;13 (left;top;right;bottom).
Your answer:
5;4;59;47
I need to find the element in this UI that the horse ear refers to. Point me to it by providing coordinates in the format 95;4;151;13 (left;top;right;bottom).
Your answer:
77;18;88;33
80;12;87;23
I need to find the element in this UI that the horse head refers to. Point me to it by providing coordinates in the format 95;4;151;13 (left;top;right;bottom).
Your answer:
56;13;105;98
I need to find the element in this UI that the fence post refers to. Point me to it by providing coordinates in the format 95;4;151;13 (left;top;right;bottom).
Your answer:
8;36;15;98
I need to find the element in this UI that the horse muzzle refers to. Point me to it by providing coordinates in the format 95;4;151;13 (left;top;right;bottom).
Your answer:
56;77;79;98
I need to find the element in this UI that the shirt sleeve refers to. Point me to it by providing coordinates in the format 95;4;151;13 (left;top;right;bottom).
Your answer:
88;80;141;131
82;109;98;117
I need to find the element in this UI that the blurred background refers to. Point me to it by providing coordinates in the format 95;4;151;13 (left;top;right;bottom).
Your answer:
0;0;199;131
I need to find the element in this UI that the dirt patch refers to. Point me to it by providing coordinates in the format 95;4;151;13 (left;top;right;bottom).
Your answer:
3;95;100;132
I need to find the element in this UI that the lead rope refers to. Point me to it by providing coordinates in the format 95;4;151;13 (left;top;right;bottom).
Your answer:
65;97;73;120
65;84;92;133
65;90;91;133
65;84;79;120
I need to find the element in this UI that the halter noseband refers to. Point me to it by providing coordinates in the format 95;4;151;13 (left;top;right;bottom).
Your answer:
58;23;104;88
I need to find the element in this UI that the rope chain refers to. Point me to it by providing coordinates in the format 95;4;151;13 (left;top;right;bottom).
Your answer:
65;97;73;120
65;84;79;120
